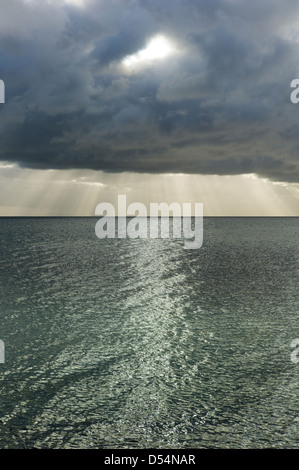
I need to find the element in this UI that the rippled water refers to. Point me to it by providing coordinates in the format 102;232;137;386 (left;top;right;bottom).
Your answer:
0;217;298;448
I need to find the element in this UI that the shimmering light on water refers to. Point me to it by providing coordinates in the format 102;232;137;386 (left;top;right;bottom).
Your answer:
0;218;298;448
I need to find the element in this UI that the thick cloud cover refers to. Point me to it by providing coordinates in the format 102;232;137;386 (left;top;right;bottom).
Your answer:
1;0;299;181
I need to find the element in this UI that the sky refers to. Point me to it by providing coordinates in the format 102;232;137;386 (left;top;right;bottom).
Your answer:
0;0;299;216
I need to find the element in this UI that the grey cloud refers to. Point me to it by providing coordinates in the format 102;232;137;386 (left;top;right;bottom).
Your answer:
0;0;299;181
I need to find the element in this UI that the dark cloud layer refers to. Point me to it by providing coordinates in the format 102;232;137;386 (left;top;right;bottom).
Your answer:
1;0;299;181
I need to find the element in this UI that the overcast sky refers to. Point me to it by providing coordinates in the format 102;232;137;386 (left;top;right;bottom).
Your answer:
0;0;299;215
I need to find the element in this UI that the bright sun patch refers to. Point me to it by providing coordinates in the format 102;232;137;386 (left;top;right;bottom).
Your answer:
63;0;85;6
122;35;175;68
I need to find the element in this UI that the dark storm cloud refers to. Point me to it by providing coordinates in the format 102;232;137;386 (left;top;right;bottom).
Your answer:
1;0;299;181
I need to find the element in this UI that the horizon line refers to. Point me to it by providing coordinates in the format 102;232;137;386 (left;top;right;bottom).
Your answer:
0;215;298;219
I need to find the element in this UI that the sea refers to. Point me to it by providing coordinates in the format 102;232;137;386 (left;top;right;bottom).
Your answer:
0;217;298;449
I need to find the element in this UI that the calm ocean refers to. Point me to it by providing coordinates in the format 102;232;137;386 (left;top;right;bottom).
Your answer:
0;217;298;448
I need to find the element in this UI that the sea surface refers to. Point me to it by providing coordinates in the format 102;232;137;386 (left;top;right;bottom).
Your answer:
0;217;298;449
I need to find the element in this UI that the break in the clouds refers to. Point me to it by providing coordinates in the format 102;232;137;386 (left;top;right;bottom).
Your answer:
1;0;299;182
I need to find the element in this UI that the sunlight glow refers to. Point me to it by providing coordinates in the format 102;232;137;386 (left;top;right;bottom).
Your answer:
0;166;298;216
123;35;175;68
63;0;86;6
